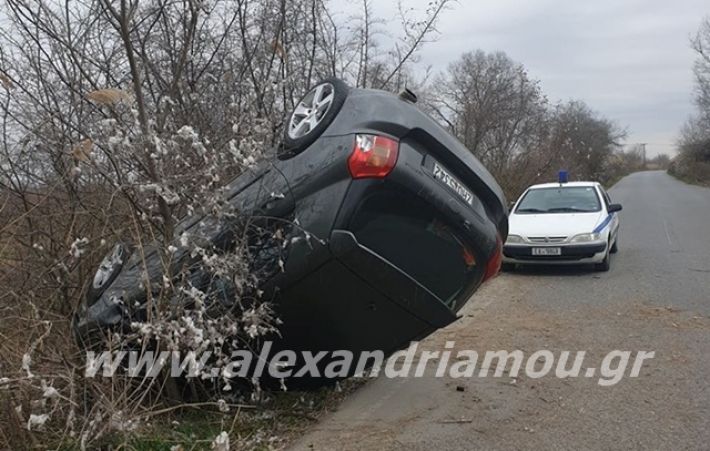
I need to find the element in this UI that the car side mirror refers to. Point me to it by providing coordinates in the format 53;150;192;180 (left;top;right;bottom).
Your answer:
608;203;622;213
508;201;516;212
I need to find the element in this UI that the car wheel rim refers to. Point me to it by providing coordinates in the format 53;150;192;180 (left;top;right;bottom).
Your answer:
288;82;335;139
92;244;124;290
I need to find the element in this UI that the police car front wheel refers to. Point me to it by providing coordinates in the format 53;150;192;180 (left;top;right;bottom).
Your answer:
610;236;618;254
595;245;611;272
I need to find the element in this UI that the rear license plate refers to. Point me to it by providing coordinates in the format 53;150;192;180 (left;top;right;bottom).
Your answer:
532;247;561;256
432;162;474;206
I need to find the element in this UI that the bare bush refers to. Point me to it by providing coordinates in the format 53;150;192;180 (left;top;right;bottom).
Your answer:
0;0;449;448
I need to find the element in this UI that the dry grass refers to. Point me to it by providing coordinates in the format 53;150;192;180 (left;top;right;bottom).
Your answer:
0;186;352;450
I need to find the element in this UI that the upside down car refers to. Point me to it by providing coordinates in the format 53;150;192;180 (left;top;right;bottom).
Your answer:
75;78;508;374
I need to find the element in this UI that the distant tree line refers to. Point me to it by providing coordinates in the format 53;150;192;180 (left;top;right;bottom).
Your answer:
671;17;710;184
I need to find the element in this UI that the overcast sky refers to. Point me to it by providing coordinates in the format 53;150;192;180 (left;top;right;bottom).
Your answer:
355;0;708;157
2;2;705;156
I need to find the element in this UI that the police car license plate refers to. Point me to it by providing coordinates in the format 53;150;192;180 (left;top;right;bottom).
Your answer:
532;247;561;256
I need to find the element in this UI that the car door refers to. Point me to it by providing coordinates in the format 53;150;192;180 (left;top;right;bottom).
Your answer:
599;186;619;240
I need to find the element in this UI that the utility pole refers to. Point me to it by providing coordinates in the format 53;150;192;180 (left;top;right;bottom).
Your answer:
640;143;647;167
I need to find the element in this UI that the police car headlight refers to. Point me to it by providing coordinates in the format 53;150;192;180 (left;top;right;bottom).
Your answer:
505;234;524;244
570;233;601;243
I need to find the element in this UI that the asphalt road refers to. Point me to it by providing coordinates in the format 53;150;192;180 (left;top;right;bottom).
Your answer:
289;171;710;450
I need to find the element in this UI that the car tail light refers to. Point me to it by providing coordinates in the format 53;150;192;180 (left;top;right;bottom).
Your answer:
348;134;399;179
482;234;503;282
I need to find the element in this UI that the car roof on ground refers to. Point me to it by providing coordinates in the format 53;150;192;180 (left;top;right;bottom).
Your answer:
526;181;600;189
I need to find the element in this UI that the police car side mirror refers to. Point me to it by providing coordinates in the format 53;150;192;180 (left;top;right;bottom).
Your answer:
608;203;622;213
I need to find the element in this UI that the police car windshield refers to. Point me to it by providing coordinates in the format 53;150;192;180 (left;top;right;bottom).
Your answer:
515;187;601;214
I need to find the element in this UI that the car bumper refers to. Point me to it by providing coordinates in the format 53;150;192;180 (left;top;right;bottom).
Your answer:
503;242;607;265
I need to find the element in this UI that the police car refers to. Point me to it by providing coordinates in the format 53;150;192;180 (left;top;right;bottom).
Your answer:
503;176;621;271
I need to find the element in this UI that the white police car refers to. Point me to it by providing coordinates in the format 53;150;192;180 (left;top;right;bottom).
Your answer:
503;179;621;271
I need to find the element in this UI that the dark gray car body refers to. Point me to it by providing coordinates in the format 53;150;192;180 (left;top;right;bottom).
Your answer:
76;85;508;362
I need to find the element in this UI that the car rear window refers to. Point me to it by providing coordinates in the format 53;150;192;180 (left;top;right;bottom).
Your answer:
349;189;482;307
515;186;601;214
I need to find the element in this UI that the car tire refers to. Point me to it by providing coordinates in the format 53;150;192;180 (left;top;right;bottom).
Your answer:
280;78;349;158
501;263;515;272
610;236;618;254
595;246;611;272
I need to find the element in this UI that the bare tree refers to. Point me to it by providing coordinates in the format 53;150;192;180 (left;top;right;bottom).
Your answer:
673;17;710;183
429;50;547;190
545;101;625;181
429;50;626;197
692;16;710;125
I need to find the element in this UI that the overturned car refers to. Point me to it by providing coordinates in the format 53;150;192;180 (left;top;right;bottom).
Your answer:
75;78;508;373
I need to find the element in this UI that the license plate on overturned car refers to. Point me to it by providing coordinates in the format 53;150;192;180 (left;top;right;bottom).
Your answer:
432;162;474;206
532;247;561;256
